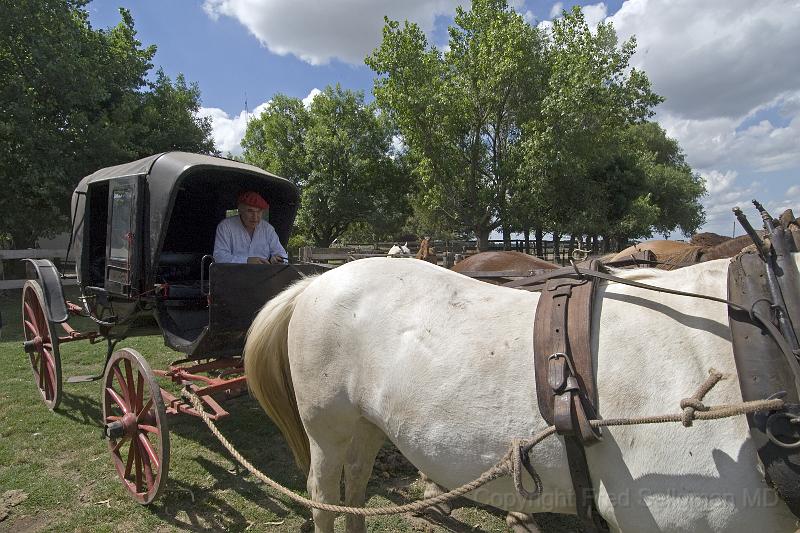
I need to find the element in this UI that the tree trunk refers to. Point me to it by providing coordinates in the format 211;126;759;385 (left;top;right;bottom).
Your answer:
552;231;561;264
10;230;38;249
591;235;598;254
535;228;543;258
476;225;490;252
568;235;576;258
502;226;512;251
523;227;530;254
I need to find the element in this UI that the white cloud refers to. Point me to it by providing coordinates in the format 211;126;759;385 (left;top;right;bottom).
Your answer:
549;2;563;18
700;170;737;195
608;0;800;120
572;0;800;234
197;107;251;155
659;92;800;174
302;88;321;108
581;3;607;29
203;0;465;65
199;89;320;154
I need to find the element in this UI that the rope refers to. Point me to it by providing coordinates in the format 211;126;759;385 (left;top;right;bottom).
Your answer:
183;390;510;516
182;375;785;517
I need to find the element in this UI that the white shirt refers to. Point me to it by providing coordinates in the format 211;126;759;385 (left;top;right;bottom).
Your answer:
213;216;288;264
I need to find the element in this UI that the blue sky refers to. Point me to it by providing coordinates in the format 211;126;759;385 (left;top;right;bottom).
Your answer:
88;0;800;236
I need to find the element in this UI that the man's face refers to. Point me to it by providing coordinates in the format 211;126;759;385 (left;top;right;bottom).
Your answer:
238;204;264;231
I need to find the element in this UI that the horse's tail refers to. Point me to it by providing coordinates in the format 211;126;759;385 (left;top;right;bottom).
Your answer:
244;276;317;474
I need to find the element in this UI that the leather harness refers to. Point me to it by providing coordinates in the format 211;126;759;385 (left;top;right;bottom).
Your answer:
504;208;800;531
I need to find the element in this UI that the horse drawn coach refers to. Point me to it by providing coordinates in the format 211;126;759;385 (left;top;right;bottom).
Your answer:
20;152;325;504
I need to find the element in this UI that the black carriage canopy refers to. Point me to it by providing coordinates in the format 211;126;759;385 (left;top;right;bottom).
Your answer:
70;152;300;287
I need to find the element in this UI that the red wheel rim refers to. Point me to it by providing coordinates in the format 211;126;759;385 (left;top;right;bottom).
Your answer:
22;281;61;409
102;349;169;505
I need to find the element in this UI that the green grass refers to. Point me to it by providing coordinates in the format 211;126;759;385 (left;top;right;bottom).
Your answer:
0;289;579;532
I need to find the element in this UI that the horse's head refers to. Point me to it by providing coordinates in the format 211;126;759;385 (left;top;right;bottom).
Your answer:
416;237;438;263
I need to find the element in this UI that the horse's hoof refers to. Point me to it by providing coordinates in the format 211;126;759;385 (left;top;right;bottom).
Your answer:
506;511;541;533
422;478;452;516
424;501;452;516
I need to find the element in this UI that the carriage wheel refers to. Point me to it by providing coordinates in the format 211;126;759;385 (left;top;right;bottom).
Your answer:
22;280;63;410
102;348;170;505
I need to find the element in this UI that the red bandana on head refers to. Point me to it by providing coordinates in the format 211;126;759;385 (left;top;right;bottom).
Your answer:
238;191;269;210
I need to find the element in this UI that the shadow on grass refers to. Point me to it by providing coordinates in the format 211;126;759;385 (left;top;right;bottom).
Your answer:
149;476;254;532
58;390;103;427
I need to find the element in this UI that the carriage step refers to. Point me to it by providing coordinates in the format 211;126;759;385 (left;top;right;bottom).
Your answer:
67;374;103;383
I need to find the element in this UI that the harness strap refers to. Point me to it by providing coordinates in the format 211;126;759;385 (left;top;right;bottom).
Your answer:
533;260;606;532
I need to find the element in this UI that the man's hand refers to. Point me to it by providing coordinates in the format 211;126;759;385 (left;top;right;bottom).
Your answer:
247;256;269;264
268;255;285;264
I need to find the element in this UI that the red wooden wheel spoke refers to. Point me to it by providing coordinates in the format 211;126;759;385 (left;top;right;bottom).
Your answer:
43;351;57;388
38;358;48;392
105;387;130;415
125;440;136;480
134;443;143;492
23;302;38;332
112;436;129;454
124;359;134;406
23;318;38;336
138;424;160;435
107;415;122;422
137;398;153;421
137;433;160;471
112;365;131;406
140;448;155;490
135;372;145;414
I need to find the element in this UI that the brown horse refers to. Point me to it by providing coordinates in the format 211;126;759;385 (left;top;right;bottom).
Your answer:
415;237;438;264
451;251;557;282
610;234;757;269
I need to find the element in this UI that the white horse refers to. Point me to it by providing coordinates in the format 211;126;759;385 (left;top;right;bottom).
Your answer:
244;255;800;532
387;242;410;256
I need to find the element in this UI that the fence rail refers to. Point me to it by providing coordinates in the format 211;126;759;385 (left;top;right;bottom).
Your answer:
0;249;76;290
298;239;589;266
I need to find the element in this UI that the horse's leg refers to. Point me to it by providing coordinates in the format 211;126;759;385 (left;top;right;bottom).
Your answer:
506;511;542;533
343;420;385;533
419;472;452;515
307;437;348;533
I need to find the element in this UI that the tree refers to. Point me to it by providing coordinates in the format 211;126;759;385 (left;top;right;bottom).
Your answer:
367;0;547;250
0;1;215;247
622;122;705;238
520;6;663;255
241;94;310;184
242;85;411;246
134;69;215;155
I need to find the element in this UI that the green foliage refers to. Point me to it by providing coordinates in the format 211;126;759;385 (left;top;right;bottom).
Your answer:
367;0;546;249
0;1;215;247
242;85;411;246
521;6;665;239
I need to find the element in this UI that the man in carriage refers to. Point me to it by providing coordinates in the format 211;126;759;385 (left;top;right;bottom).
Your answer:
213;190;288;264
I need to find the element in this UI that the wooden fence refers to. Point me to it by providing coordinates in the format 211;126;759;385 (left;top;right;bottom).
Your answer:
298;239;583;267
0;249;77;290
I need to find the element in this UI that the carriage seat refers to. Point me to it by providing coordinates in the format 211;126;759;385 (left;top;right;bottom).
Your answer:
155;252;208;304
156;252;205;282
158;252;205;267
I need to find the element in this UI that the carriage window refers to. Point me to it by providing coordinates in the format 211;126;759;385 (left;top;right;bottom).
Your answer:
109;187;133;264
